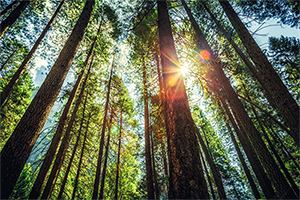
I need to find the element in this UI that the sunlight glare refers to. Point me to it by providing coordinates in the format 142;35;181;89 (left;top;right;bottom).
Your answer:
181;66;189;76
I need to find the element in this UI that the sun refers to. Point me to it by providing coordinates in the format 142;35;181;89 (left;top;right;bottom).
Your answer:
181;66;189;76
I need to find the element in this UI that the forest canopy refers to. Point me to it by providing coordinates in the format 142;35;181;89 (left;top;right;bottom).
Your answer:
0;0;299;199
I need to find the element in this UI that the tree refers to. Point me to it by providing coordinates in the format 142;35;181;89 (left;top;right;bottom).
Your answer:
157;1;209;198
0;1;94;198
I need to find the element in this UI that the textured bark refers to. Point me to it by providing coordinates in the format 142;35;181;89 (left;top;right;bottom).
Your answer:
115;110;123;200
183;0;296;198
0;0;18;19
143;57;155;199
92;58;114;199
99;112;113;199
196;130;227;199
29;64;85;199
223;113;261;199
57;94;89;199
0;50;15;72
41;63;92;199
72;112;92;199
29;17;100;200
219;93;275;198
200;151;216;200
0;2;94;199
218;0;299;145
158;1;209;198
0;0;30;38
0;0;64;107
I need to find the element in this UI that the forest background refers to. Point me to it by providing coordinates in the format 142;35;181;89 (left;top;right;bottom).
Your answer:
0;0;299;199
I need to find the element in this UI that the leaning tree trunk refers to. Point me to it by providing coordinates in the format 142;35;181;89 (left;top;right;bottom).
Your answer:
0;1;94;199
182;0;297;198
0;0;30;38
115;109;123;200
99;111;114;199
56;94;89;199
29;16;100;199
0;1;18;19
92;57;114;199
72;112;92;199
1;0;64;107
196;129;227;199
222;110;261;199
157;1;209;198
41;63;92;199
218;0;299;145
143;56;155;199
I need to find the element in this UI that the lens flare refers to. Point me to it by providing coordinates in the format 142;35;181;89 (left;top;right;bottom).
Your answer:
200;50;210;60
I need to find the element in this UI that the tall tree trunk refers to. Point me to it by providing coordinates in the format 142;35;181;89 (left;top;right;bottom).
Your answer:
92;57;114;199
57;94;88;200
218;0;299;145
143;56;155;199
41;62;92;200
150;130;159;199
199;151;216;200
182;0;297;198
115;109;123;200
99;111;114;199
222;112;261;199
0;0;64;107
57;94;89;199
72;112;92;199
244;86;299;197
218;91;276;198
0;2;94;198
0;0;18;19
196;129;227;199
0;0;30;38
29;26;99;199
0;49;15;72
157;1;209;198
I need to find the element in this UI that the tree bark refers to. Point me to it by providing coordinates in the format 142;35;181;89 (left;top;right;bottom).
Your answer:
0;0;30;39
99;111;114;199
218;0;299;145
0;0;64;107
182;0;297;198
115;109;123;200
72;112;92;199
29;18;100;199
158;1;209;198
41;62;93;199
92;57;114;199
57;94;89;199
0;0;18;19
0;1;94;199
143;56;155;199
